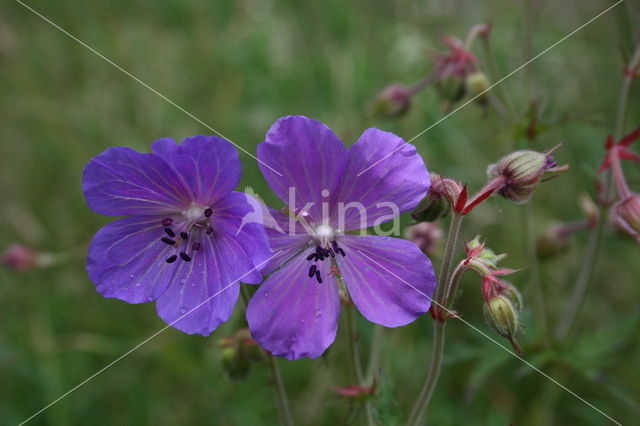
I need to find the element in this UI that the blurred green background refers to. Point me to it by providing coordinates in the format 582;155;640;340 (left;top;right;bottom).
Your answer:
1;0;639;424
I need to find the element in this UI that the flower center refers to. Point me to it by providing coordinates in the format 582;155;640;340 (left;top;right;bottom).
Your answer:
305;239;346;284
183;203;206;221
159;205;214;264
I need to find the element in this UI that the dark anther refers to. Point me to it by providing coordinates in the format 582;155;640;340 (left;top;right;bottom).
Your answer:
308;265;317;277
161;218;173;227
204;208;213;217
161;237;176;245
180;252;192;262
164;227;176;237
315;270;322;283
315;246;323;254
338;248;346;257
192;242;201;251
332;241;339;251
306;253;317;261
206;227;213;235
328;248;335;257
180;232;189;240
166;254;178;263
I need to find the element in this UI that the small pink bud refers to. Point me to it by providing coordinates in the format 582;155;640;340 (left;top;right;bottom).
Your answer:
611;194;640;241
0;244;51;271
371;83;412;118
405;222;443;255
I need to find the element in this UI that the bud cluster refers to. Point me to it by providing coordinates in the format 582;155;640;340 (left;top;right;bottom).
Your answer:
370;24;492;119
411;173;463;222
462;237;524;355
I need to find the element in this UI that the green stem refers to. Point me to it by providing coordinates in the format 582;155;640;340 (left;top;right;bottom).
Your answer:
555;42;640;341
267;355;295;426
522;206;549;342
433;214;464;304
240;285;294;426
407;321;447;426
408;213;464;425
344;302;375;425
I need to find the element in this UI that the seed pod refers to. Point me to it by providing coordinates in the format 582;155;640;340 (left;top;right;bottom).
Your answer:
465;71;490;105
483;295;520;343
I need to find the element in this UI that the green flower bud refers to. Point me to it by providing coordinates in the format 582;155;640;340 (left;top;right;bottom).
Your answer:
221;346;251;380
465;71;490;104
483;295;522;354
436;76;466;103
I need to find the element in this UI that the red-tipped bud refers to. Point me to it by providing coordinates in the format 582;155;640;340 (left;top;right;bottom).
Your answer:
412;173;462;221
332;381;376;400
487;149;568;204
611;194;640;241
0;244;52;271
371;83;412;118
405;222;443;255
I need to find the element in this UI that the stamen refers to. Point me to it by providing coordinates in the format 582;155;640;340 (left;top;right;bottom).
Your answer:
332;241;339;251
308;265;317;277
161;237;176;245
180;252;192;262
306;253;317;261
161;218;173;227
164;227;176;237
204;208;213;217
180;232;189;240
338;248;346;257
328;248;335;257
166;254;178;263
315;270;322;283
192;242;201;251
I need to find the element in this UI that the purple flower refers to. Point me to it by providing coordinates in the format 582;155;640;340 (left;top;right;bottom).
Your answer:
83;136;271;335
246;116;437;360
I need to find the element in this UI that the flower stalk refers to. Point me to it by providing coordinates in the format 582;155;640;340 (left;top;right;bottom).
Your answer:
556;40;640;340
408;213;463;424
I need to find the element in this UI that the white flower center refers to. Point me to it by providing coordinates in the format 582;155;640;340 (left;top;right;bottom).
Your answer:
314;223;335;240
183;203;205;221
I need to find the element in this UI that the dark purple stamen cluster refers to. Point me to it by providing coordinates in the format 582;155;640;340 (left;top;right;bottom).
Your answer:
159;211;212;264
306;240;345;283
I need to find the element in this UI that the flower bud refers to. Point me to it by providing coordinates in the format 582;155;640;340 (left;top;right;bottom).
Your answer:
487;149;568;204
465;71;490;104
464;236;506;275
483;295;522;355
436;76;466;104
411;173;462;222
218;328;262;380
405;222;443;255
370;83;412;118
0;244;52;271
611;194;640;241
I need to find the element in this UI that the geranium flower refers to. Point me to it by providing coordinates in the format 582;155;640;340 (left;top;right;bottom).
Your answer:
246;116;437;360
83;136;271;335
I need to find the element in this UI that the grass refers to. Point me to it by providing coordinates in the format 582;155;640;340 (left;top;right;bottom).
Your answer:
1;0;639;424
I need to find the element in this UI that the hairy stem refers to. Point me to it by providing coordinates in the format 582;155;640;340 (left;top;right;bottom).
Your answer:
408;213;464;425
